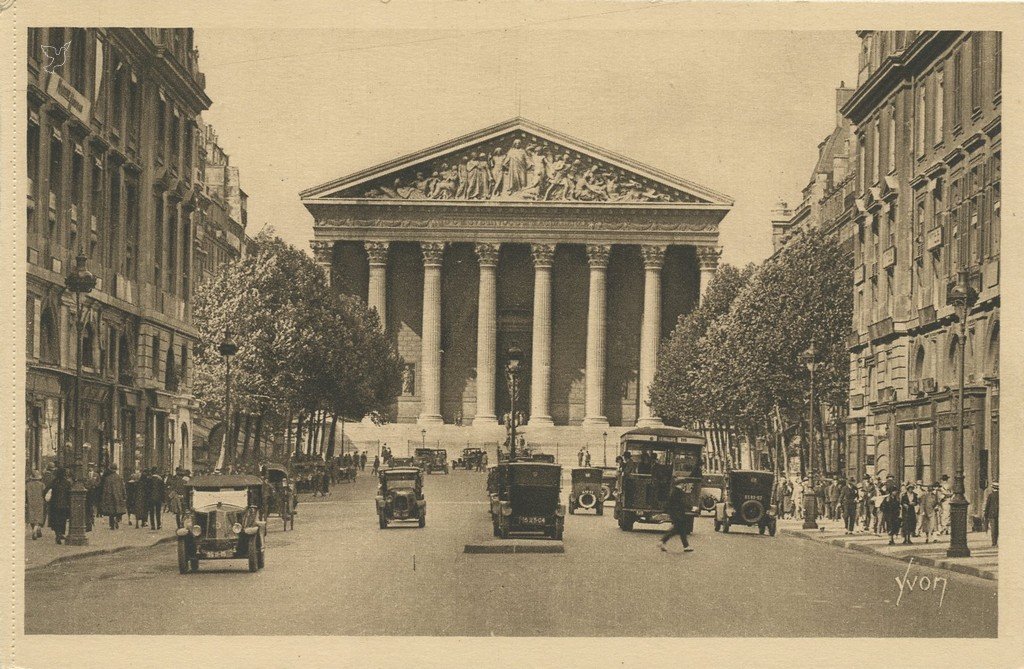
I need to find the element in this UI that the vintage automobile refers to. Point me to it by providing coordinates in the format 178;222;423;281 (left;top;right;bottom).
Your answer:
600;466;618;503
699;472;726;515
423;448;450;474
713;469;778;535
376;466;427;528
176;474;267;573
491;461;565;540
390;456;415;468
518;452;556;463
260;463;296;531
568;467;605;515
455;447;485;470
614;427;705;532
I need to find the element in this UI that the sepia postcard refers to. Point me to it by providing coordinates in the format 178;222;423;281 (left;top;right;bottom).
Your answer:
1;1;1021;667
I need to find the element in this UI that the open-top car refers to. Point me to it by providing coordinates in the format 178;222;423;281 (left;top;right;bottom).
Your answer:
376;466;427;528
455;447;485;470
714;469;777;535
699;472;726;515
177;474;267;573
568;467;604;515
261;463;295;530
614;427;705;532
491;461;564;540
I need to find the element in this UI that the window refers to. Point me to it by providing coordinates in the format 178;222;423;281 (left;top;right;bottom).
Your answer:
183;122;193;181
887;104;896;173
112;59;125;133
27;112;39;232
153;195;163;287
39;308;58;365
93;37;104;104
914;345;926;380
858;136;867;190
934;70;944;145
179;344;188;385
70;146;84;252
989;156;1000;257
156;94;167;162
916;85;926;157
165;345;177;391
170;109;181;170
182;220;191;302
68;29;87;93
151;334;160;378
107;167;120;268
48;132;63;242
118;334;131;382
970;33;982;112
128;71;141;146
952;49;963;129
108;327;117;377
124;180;138;278
168;207;178;293
26;297;36;358
871;119;880;183
994;32;1002;95
82;323;96;368
28;28;41;61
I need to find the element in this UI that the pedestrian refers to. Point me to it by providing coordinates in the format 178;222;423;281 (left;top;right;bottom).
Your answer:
827;478;842;520
918;483;937;543
816;477;828;520
360;451;367;472
840;478;858;534
780;477;793;519
984;481;999;547
880;489;901;545
577;447;585;467
320;468;331;497
147;468;165;530
658;483;694;553
792;478;805;518
900;484;919;545
937;475;952;534
166;468;186;529
45;467;72;544
372;455;380;475
26;469;46;540
100;464;128;529
584;449;592;467
130;470;148;527
84;466;99;532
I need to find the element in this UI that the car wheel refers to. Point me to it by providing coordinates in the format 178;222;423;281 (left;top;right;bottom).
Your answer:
379;514;387;530
419;513;426;528
247;538;259;573
177;540;190;575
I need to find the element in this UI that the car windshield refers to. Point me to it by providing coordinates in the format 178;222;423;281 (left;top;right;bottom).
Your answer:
385;475;417;488
192;488;249;510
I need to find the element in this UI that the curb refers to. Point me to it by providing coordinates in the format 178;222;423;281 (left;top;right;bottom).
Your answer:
464;540;565;554
779;528;997;581
26;535;176;572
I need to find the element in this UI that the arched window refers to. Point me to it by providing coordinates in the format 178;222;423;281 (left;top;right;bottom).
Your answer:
39;308;58;364
81;323;96;368
947;336;960;387
913;344;926;381
165;345;177;391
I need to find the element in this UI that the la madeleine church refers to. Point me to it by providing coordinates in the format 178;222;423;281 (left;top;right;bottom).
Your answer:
301;118;732;447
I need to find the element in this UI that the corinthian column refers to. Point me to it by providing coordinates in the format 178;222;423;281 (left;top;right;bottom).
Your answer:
529;244;556;426
418;242;445;426
583;244;611;427
637;245;666;427
310;240;334;287
473;243;500;425
697;246;722;303
364;241;389;327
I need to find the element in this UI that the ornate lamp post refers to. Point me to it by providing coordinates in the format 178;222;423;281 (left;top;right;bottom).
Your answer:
947;270;978;558
799;344;819;530
65;251;96;546
505;347;524;461
218;330;238;471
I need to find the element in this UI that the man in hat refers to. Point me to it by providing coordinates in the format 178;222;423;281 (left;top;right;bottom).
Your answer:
100;464;127;529
984;481;999;547
659;482;694;553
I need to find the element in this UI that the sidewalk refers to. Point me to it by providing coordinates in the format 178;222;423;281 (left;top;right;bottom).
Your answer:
25;520;177;571
778;518;998;581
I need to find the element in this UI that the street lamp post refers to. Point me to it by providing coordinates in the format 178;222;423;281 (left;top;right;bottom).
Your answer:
218;331;238;471
799;344;819;530
603;431;608;467
505;347;524;461
65;251;96;546
947;270;977;558
420;428;426;457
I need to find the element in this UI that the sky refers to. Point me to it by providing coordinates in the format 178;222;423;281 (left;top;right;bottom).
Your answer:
193;4;860;267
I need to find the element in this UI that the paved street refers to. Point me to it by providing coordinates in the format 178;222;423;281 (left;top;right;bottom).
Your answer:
25;470;996;637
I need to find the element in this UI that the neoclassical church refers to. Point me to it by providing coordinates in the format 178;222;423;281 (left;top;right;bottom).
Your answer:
301;118;731;438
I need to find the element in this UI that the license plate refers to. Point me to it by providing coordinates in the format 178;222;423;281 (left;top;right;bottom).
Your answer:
518;516;547;525
202;550;234;558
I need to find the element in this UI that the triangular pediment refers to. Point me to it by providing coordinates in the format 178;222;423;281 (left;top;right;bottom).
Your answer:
301;118;732;206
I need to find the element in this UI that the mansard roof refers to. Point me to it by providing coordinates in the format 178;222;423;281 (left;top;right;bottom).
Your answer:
300;117;733;208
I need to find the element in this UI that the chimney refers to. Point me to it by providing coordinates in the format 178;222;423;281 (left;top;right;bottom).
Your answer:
836;81;854;126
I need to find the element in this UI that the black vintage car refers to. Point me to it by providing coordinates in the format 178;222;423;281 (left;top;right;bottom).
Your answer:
614;427;705;532
261;463;295;531
376;467;427;528
176;475;267;573
714;469;777;535
424;448;449;474
455;447;485;470
568;467;604;515
491;462;564;540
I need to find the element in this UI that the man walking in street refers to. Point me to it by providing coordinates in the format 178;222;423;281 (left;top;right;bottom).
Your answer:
45;467;72;544
984;481;999;547
100;464;127;529
360;451;367;472
880;489;901;545
840;477;858;534
578;447;585;467
828;478;842;521
147;468;165;531
658;482;694;553
372;455;380;476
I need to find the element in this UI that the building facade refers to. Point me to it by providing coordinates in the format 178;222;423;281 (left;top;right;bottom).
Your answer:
843;31;1000;521
25;28;213;476
303;118;731;432
195;121;249;286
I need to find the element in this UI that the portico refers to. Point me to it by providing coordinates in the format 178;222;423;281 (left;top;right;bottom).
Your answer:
301;118;731;429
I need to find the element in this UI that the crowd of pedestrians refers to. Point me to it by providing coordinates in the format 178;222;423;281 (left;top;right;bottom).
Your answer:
773;472;999;547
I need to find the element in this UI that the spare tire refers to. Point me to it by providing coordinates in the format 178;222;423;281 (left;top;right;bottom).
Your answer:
699;494;717;512
740;499;765;524
578;492;597;509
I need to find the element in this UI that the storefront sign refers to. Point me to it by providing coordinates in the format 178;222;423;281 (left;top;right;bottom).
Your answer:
46;72;92;125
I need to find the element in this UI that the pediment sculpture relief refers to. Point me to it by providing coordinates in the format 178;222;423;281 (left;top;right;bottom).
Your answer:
351;132;700;204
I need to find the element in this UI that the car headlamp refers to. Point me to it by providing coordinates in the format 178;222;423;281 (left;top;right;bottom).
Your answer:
190;525;202;537
232;523;242;534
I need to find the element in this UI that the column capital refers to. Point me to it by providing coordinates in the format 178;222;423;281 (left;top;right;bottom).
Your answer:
364;240;390;265
586;244;611;269
421;241;446;267
696;245;722;271
531;243;556;268
310;240;333;263
474;242;501;267
640;244;667;270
